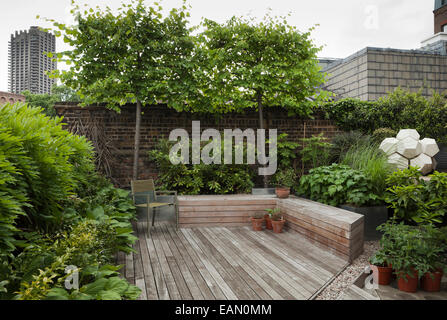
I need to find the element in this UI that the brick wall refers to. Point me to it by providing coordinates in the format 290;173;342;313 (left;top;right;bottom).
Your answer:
55;103;340;188
0;91;25;105
435;5;447;34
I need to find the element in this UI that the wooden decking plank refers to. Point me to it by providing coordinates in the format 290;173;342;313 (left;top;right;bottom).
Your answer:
136;222;159;300
200;227;276;300
267;226;346;273
211;227;293;300
167;228;220;300
142;222;170;300
158;224;197;300
125;248;135;285
218;227;308;299
232;228;321;294
180;228;238;299
151;225;182;300
136;278;148;300
192;228;260;300
183;228;253;300
116;251;126;279
247;227;335;281
132;227;148;299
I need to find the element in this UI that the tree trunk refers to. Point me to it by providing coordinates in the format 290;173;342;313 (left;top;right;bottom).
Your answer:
257;93;268;188
133;99;142;181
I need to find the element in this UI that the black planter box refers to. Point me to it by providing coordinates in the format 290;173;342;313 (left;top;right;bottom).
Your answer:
340;205;388;241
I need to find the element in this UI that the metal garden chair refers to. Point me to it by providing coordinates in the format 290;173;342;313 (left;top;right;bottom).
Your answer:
130;179;178;235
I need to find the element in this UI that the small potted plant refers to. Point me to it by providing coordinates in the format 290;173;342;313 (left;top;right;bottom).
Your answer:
274;168;296;199
369;250;393;286
264;208;279;230
251;212;265;231
271;212;286;234
421;265;445;292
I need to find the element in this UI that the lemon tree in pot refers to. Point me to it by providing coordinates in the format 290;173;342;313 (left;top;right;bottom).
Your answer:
273;168;296;199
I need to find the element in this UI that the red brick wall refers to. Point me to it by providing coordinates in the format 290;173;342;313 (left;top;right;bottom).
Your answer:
435;6;447;33
55;103;340;188
0;91;25;105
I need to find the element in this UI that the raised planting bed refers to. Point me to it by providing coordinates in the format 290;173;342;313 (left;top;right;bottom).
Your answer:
178;194;277;228
277;197;364;262
178;194;365;262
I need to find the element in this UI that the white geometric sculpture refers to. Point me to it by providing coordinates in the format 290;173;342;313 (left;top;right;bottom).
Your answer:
396;137;422;159
380;129;440;175
410;154;433;175
396;129;420;141
420;138;440;157
388;153;409;170
379;138;399;155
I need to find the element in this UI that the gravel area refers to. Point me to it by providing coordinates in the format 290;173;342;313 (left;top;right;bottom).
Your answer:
314;241;380;300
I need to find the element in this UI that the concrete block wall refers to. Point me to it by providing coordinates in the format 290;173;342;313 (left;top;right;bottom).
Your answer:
323;47;447;101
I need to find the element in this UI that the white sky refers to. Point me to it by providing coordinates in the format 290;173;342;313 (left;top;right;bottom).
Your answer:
0;0;435;92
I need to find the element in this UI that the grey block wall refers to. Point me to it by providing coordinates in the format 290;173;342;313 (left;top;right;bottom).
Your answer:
323;47;447;101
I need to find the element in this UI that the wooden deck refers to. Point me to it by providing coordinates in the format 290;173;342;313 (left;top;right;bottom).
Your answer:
118;221;348;300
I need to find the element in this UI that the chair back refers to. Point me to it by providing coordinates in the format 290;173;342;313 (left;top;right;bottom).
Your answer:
131;179;157;204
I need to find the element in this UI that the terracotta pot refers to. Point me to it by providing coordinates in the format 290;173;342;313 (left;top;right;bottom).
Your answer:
271;219;285;233
397;269;419;293
370;264;393;285
251;217;264;231
275;188;290;199
421;270;444;292
264;215;273;230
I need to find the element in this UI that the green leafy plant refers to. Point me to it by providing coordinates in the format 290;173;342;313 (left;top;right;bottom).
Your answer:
329;131;371;163
273;168;297;189
298;164;379;207
341;141;392;198
149;139;254;195
265;208;280;218
385;168;447;225
299;133;333;171
377;222;447;279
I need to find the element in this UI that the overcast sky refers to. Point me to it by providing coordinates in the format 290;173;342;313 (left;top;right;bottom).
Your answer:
0;0;435;92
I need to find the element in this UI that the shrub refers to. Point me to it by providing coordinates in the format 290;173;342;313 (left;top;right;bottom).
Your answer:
0;103;94;255
298;164;379;207
299;133;333;170
149;139;255;195
322;88;447;144
272;168;297;189
385;168;447;225
372;128;397;144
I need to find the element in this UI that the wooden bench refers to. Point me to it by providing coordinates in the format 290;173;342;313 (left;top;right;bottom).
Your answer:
278;197;364;262
178;194;364;262
178;195;277;228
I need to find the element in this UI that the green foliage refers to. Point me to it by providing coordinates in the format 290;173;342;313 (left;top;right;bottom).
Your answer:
376;222;447;278
329;131;370;163
21;85;81;117
299;133;333;170
272;168;297;189
149;139;254;195
322;88;447;144
341;140;392;198
387;169;445;225
265;208;280;217
191;14;330;115
0;102;94;255
45;0;195;112
385;168;447;225
298;164;379;207
275;134;300;170
372;128;397;144
15;220;138;300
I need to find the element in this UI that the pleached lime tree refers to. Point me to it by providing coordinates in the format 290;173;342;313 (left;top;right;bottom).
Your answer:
190;14;330;186
43;0;196;181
